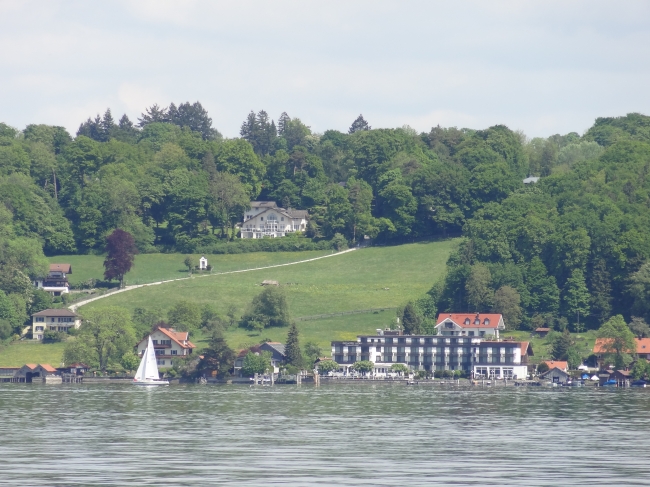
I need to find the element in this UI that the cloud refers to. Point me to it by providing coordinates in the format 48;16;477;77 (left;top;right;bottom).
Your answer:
0;1;649;137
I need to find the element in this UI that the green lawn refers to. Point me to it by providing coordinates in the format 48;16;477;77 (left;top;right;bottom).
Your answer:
0;341;66;367
47;250;332;286
84;240;457;350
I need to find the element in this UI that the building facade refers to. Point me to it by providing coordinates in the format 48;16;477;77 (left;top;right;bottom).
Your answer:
32;308;81;340
135;327;196;368
331;328;532;379
33;263;72;296
240;201;308;239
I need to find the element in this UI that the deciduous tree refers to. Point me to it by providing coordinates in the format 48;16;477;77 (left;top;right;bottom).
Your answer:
73;307;135;371
103;229;138;288
597;315;637;369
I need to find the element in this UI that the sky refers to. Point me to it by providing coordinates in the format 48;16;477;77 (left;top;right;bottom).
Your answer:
1;0;649;139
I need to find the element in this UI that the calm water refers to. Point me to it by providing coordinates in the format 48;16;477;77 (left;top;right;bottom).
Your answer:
2;383;650;486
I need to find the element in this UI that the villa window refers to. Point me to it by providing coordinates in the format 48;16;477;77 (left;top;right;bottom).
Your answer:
36;317;44;322
171;350;178;355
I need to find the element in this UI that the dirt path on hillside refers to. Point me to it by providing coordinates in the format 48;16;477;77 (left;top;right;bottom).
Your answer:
68;248;358;312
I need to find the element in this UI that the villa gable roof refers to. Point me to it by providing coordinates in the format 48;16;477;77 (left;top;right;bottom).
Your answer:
248;207;307;221
32;308;78;318
436;313;503;329
251;201;278;209
49;264;72;274
285;209;309;219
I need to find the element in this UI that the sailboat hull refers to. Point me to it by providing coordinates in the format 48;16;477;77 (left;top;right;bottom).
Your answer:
133;379;169;386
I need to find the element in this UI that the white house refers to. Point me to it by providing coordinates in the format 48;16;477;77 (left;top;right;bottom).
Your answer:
34;263;72;296
199;256;208;270
435;313;505;338
135;326;196;368
32;308;81;340
240;201;309;239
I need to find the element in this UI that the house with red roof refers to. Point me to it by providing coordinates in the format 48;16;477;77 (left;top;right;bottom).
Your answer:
593;338;650;368
542;360;568;372
135;326;196;368
435;313;505;338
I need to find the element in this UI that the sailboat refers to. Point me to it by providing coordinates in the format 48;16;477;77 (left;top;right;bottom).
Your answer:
133;336;169;386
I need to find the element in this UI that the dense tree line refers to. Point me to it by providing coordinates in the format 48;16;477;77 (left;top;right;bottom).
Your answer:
1;104;649;338
428;113;650;332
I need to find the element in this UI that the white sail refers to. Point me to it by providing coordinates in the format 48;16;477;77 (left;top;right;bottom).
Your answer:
144;336;160;380
135;336;160;381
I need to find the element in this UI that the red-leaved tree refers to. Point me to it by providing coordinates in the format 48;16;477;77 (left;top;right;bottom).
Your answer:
103;229;138;288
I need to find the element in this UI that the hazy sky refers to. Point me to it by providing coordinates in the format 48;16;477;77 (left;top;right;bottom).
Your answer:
1;1;649;138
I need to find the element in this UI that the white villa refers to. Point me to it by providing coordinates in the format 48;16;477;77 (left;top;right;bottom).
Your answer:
240;201;309;239
135;326;196;368
32;308;81;340
34;263;72;296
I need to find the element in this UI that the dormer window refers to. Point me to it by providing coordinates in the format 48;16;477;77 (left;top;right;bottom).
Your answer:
464;318;470;325
484;318;490;326
474;319;480;325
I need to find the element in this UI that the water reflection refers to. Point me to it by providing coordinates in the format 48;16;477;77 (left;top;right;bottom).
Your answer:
1;384;650;486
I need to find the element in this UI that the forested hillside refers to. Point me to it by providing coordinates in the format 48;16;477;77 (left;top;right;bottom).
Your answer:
0;104;649;338
432;113;650;332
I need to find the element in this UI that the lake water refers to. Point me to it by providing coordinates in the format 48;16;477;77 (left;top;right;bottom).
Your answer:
2;383;650;486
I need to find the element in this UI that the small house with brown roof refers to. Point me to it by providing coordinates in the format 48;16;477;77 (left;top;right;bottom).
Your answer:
234;342;287;375
34;264;72;296
241;201;309;239
14;364;59;383
540;366;570;384
135;326;196;368
535;327;551;338
32;308;80;340
435;313;505;338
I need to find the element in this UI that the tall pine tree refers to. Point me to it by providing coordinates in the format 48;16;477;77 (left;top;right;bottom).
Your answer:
284;322;304;369
348;114;371;134
564;268;590;333
401;302;422;335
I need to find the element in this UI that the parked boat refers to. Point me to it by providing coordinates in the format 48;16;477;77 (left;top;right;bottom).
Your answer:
133;336;169;386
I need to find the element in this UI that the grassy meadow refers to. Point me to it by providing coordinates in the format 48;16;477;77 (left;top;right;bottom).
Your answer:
47;250;332;286
83;240;457;351
0;341;67;367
